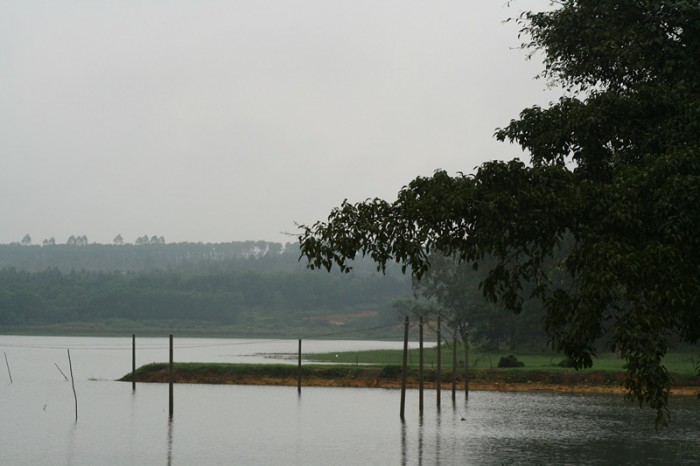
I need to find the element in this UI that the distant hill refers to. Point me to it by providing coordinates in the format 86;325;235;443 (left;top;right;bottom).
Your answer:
0;241;411;338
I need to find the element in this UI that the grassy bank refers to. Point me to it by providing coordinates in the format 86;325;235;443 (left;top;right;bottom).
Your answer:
119;362;700;395
303;348;700;377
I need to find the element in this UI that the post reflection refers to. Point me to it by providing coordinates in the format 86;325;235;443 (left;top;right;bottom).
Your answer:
166;418;174;466
65;422;78;466
417;415;424;466
401;402;451;466
401;421;407;466
435;409;442;466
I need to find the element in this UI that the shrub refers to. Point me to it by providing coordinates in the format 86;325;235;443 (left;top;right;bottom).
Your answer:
379;365;402;378
556;358;574;368
497;354;524;368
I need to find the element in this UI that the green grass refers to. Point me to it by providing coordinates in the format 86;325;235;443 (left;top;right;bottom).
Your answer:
304;347;699;377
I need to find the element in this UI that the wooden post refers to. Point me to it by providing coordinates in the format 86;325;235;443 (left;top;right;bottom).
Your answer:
54;363;69;381
67;349;77;421
169;334;174;418
419;316;424;415
436;316;441;410
400;315;409;420
297;338;302;395
132;334;136;391
464;327;469;399
451;328;457;403
4;352;11;384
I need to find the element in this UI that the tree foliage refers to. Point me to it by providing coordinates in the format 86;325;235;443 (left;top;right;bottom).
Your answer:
299;0;700;424
412;253;547;351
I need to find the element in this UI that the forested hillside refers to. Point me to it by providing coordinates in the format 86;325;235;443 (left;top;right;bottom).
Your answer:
0;241;411;337
0;241;551;346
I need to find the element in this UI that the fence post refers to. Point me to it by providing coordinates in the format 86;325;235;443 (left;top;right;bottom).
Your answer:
169;334;174;418
132;334;136;391
400;315;409;420
436;316;441;410
464;328;469;400
4;352;11;384
451;328;457;403
67;349;77;421
297;339;302;395
419;316;424;415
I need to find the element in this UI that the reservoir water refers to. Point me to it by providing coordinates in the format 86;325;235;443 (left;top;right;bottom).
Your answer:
1;336;698;465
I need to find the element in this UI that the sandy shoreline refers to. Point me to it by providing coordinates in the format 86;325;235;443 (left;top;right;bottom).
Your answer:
128;372;699;396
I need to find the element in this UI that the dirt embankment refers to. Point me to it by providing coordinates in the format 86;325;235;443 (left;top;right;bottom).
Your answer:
120;364;700;396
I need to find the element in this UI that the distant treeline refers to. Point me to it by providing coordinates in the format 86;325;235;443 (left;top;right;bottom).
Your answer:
0;242;412;333
0;266;408;327
0;241;554;347
0;241;300;273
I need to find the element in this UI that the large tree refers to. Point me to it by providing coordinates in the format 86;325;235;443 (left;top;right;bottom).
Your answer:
413;253;546;352
299;0;700;424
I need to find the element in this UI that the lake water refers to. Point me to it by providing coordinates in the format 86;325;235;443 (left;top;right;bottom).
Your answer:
1;335;698;465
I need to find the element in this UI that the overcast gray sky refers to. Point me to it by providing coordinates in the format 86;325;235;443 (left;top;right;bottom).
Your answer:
1;0;556;245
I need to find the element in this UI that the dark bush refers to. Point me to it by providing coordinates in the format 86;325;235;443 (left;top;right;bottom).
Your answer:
497;354;525;368
556;358;574;368
379;365;402;378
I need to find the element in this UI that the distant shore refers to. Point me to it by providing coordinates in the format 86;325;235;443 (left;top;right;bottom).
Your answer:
119;363;700;396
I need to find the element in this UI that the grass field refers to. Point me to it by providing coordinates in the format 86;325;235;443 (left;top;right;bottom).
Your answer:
303;347;699;377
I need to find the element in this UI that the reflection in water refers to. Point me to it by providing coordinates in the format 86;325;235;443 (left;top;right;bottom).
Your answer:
400;421;407;466
401;400;456;466
417;416;424;466
295;390;303;460
128;390;137;462
65;422;77;466
401;419;410;466
166;418;174;466
434;409;442;466
1;336;699;466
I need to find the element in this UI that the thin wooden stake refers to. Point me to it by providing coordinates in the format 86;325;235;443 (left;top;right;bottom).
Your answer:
463;328;469;400
297;338;302;395
451;328;457;403
67;349;77;421
4;352;12;384
419;316;424;415
132;334;136;391
436;316;441;410
169;334;174;418
54;363;69;381
400;315;409;420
